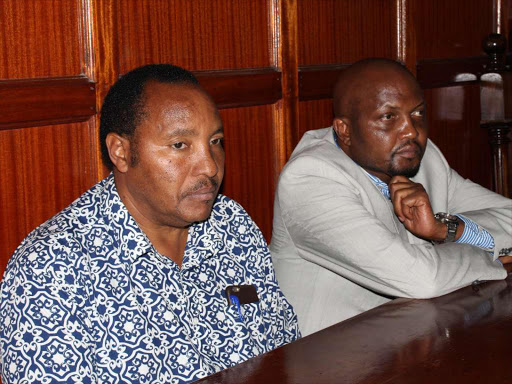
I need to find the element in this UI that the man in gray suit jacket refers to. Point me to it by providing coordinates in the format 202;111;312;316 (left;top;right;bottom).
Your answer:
271;58;512;336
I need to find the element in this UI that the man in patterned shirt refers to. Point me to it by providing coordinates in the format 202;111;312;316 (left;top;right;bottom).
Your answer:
271;58;512;336
0;64;300;383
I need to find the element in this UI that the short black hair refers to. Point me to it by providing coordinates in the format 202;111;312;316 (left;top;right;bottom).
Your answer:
100;64;200;170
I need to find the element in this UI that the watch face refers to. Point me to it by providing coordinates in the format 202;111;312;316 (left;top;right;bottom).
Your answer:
435;212;458;223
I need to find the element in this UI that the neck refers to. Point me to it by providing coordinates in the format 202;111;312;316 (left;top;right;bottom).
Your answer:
114;171;189;267
137;222;189;267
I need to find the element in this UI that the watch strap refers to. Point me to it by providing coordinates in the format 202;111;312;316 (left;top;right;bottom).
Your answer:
434;212;459;243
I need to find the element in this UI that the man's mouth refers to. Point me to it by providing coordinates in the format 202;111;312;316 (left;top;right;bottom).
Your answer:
184;181;218;201
394;143;421;159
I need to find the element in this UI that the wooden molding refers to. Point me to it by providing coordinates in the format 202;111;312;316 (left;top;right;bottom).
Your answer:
298;64;349;101
194;68;282;109
416;57;487;89
0;76;96;130
298;58;489;102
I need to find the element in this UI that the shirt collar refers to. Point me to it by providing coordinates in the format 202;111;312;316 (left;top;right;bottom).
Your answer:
100;174;153;265
99;173;222;270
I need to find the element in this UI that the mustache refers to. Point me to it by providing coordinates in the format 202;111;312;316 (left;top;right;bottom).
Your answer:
183;177;219;196
392;140;422;155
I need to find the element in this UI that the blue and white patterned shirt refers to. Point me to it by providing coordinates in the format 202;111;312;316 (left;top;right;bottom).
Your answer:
0;175;300;383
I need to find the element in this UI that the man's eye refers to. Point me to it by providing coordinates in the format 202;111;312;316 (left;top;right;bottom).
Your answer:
413;110;425;117
172;142;186;149
382;113;393;120
211;138;224;146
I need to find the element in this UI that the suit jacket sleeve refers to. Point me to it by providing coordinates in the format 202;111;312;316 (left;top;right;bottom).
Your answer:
437;148;512;259
276;152;507;300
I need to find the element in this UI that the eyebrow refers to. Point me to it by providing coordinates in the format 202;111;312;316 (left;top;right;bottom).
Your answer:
164;125;224;139
378;100;425;110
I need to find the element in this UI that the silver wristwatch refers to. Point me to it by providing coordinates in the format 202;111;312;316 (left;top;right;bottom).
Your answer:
434;212;459;243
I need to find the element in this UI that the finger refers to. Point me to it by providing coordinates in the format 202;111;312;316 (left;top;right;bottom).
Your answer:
389;175;410;185
391;185;423;221
399;190;431;221
388;178;415;201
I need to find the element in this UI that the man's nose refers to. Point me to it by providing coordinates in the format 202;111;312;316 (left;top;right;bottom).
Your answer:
399;115;419;139
194;146;219;177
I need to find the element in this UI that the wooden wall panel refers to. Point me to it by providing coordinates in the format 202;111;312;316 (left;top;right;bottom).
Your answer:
221;105;276;241
298;99;333;140
298;0;397;65
426;85;493;190
0;0;84;79
0;0;97;280
0;122;97;277
116;0;272;72
413;0;494;60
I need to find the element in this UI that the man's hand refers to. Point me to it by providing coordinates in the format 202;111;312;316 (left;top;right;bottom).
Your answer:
389;176;450;242
500;255;512;273
499;255;512;264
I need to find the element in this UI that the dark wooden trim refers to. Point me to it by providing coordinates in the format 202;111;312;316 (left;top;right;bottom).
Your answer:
298;58;489;102
277;0;300;158
298;64;349;101
416;57;487;89
194;68;282;109
0;76;96;130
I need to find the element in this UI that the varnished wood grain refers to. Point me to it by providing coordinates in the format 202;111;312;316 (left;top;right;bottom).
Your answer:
0;122;98;277
0;0;83;79
298;99;334;141
298;64;348;101
298;0;397;65
195;68;282;109
426;84;492;190
116;0;272;72
197;275;512;384
416;57;486;89
220;105;276;242
413;0;494;60
0;76;96;130
274;0;300;165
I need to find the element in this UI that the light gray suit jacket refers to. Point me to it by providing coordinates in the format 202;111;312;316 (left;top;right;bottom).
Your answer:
271;127;512;336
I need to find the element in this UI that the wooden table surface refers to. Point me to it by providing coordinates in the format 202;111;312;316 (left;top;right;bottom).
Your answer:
196;271;512;383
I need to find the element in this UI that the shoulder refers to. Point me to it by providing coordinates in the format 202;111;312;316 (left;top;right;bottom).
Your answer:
413;140;451;185
209;195;269;255
212;193;254;225
282;127;357;178
1;179;108;296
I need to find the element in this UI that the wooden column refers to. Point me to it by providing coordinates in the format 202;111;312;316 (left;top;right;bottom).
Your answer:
480;33;512;197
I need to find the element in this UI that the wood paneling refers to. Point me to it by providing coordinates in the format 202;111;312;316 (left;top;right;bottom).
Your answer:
0;0;84;79
0;0;97;280
413;0;494;60
298;99;333;140
196;68;282;109
298;0;397;65
416;57;485;89
116;0;272;72
0;76;96;130
426;84;492;190
0;122;98;277
298;64;347;101
221;105;276;241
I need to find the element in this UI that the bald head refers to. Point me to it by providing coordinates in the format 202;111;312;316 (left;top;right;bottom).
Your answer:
332;58;427;184
333;58;419;119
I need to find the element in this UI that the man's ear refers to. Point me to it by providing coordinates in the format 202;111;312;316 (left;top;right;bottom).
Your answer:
105;133;131;173
333;117;351;148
